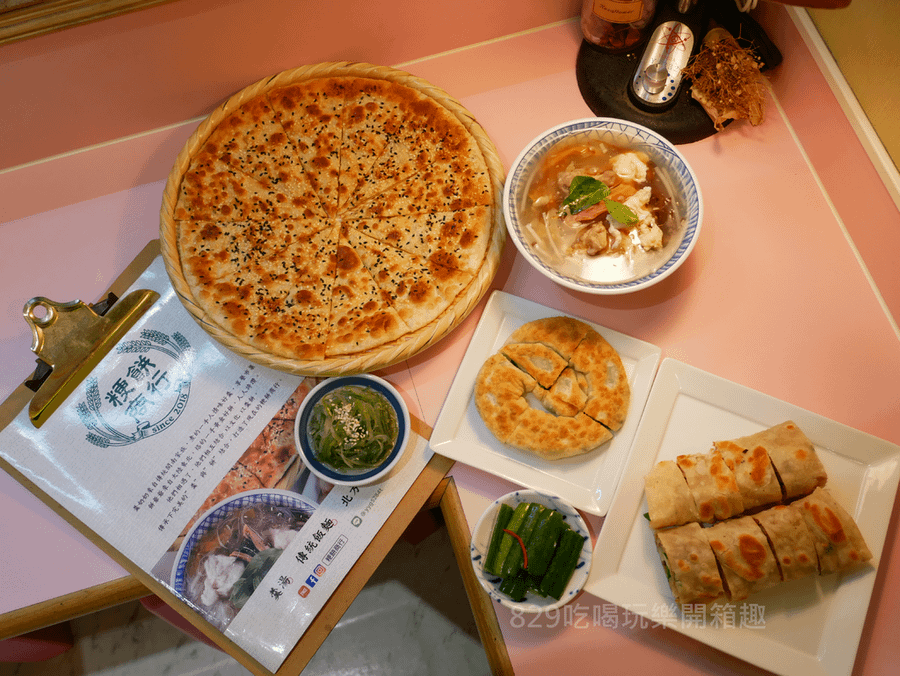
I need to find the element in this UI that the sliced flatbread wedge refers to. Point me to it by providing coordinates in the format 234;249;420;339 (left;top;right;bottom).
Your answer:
202;94;325;218
266;78;351;215
500;341;569;390
182;221;338;360
534;367;589;417
569;327;630;431
505;316;592;361
474;353;537;445
347;207;492;274
345;226;457;332
326;226;411;355
505;409;612;460
337;77;428;209
174;153;318;222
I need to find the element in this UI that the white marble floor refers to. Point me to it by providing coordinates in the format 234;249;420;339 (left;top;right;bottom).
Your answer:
1;524;492;676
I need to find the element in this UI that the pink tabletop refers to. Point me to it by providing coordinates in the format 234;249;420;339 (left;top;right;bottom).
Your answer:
1;4;898;675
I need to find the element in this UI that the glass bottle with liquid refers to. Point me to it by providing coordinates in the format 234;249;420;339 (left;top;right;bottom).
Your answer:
580;0;659;53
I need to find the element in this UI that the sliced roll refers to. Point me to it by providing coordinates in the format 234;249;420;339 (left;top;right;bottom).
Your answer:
676;450;744;523
752;504;819;581
725;421;827;500
795;487;872;574
705;515;782;601
713;439;783;510
654;522;725;605
644;459;700;530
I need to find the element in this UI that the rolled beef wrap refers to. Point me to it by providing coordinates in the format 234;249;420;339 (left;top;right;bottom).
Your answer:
714;439;783;510
795;487;872;574
654;522;725;605
752;504;819;581
676;450;744;523
705;516;782;601
644;460;701;529
728;421;827;500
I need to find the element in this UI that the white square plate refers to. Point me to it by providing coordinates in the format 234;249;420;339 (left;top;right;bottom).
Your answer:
584;358;900;676
430;290;661;516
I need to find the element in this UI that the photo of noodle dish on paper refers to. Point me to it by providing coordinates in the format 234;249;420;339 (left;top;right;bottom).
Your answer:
149;378;335;630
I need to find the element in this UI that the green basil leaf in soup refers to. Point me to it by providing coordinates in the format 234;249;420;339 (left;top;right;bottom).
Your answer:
560;176;610;215
605;199;638;225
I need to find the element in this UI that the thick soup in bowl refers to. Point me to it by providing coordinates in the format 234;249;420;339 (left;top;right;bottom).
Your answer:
520;136;682;284
504;118;702;294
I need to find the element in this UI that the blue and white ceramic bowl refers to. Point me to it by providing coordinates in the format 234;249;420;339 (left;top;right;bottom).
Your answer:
503;117;702;294
294;374;410;486
470;489;592;613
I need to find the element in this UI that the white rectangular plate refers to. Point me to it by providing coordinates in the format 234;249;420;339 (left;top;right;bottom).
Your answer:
584;358;900;676
430;290;661;516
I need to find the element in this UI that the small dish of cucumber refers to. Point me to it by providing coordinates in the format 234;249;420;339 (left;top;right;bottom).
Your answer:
470;489;592;612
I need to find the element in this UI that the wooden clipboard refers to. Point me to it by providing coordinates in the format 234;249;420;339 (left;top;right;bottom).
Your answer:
0;239;512;675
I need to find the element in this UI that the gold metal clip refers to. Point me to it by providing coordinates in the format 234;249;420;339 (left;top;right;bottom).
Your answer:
24;290;159;427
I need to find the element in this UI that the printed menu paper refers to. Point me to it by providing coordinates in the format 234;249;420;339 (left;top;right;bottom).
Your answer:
0;256;433;672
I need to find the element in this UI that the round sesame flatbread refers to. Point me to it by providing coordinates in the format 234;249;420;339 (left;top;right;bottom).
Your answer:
162;63;504;375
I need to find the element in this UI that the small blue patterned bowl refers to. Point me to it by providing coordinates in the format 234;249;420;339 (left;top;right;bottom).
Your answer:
503;117;703;294
294;374;410;486
470;489;592;613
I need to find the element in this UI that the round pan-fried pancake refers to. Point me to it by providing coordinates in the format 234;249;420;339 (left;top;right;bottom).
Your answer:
162;63;504;374
473;316;629;460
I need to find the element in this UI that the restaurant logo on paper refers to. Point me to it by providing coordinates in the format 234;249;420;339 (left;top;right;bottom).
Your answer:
76;329;193;447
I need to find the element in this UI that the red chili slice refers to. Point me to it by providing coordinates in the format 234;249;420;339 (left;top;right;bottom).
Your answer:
503;528;528;570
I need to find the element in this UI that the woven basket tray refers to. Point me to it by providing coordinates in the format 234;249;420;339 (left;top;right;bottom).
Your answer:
159;61;506;376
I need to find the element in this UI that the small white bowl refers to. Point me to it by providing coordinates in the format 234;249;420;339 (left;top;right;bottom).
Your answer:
293;374;410;486
503;117;703;294
470;489;592;613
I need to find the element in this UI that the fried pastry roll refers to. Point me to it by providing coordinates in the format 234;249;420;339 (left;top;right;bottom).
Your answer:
705;515;782;601
795;487;872;574
654;522;725;605
644;460;700;530
752;504;819;581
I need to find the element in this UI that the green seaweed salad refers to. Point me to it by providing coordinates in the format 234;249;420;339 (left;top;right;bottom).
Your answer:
307;385;399;471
